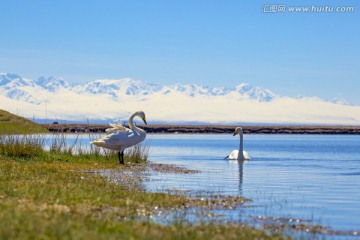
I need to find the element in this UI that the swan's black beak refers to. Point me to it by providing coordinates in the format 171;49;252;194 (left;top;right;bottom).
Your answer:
143;118;147;125
233;132;236;136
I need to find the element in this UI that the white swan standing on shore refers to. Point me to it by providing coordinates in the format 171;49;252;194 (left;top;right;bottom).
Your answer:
91;111;147;164
225;127;250;161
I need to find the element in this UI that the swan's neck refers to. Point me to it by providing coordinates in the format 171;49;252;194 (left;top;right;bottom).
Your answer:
128;112;143;134
237;128;244;161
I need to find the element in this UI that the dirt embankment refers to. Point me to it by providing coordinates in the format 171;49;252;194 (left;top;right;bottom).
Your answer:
41;124;360;134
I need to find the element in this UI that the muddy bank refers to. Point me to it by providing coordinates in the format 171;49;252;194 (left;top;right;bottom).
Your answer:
42;124;360;134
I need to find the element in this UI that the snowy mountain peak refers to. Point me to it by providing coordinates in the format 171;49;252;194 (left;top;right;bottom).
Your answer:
0;74;42;104
0;73;21;79
235;83;253;93
117;78;161;95
0;73;20;83
0;73;29;86
36;76;72;92
332;97;349;105
171;84;211;97
77;77;161;97
234;83;277;102
0;74;36;88
210;87;228;96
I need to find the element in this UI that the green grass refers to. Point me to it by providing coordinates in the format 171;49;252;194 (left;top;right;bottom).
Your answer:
0;131;148;164
0;109;48;134
0;134;45;158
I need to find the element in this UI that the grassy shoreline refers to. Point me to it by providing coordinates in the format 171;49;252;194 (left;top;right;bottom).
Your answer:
0;156;283;239
0;110;48;134
0;127;284;239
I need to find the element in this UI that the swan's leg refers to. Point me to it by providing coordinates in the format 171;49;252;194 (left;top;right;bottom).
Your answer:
119;151;124;164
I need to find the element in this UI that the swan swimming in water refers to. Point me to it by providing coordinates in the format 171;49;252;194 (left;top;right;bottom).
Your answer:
91;111;147;164
225;127;250;160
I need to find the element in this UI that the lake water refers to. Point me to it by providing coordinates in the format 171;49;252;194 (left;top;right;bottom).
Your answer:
143;134;360;233
51;133;360;235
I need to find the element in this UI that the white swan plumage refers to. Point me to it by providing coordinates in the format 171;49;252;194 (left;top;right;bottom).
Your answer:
105;123;127;134
91;111;147;164
225;127;250;161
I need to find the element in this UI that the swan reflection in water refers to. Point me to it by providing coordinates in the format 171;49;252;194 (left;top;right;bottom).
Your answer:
229;159;248;195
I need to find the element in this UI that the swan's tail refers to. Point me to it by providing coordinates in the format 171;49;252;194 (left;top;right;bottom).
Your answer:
224;155;229;159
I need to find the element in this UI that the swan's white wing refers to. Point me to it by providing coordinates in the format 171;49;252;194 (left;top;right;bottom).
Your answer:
92;128;131;150
105;123;128;134
227;150;251;160
110;123;127;130
228;150;239;160
105;128;118;134
92;128;146;151
243;151;251;160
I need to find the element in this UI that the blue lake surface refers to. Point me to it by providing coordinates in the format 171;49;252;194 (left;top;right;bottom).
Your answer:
143;134;360;232
52;133;360;234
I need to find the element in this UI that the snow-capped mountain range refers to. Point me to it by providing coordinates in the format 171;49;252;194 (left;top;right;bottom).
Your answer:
1;72;359;125
0;73;277;103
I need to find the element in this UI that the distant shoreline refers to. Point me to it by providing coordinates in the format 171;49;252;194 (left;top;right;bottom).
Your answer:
41;124;360;134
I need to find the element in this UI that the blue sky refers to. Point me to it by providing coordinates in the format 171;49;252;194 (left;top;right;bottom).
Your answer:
1;0;359;104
